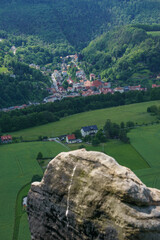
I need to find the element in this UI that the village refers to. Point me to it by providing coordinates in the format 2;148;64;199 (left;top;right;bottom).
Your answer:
1;52;160;113
44;54;148;103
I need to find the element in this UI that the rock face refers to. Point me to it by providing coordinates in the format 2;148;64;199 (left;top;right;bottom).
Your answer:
27;149;160;240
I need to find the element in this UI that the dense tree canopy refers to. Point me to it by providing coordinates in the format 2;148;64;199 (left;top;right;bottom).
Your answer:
82;26;160;85
0;0;160;50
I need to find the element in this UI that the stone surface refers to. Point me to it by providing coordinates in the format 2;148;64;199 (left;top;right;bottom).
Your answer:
27;149;160;240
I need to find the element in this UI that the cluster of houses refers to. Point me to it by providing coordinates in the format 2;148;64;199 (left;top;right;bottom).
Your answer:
43;54;149;103
65;125;98;144
45;70;147;103
2;52;160;112
0;102;41;112
0;135;12;144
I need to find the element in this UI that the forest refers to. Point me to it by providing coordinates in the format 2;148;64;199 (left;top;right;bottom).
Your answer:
81;26;160;86
0;34;53;107
1;0;160;50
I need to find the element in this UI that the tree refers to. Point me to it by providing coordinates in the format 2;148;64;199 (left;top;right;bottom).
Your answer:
92;137;100;146
126;121;135;129
36;152;43;160
73;129;82;139
120;122;125;129
31;175;42;182
63;80;68;90
95;129;107;143
119;130;130;143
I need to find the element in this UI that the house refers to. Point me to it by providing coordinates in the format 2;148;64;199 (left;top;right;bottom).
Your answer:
84;80;92;87
100;88;113;94
76;70;84;78
92;80;103;89
152;84;160;88
62;71;68;77
129;85;141;91
81;125;98;137
67;78;74;85
114;87;124;93
90;73;96;81
1;135;12;144
66;134;76;144
59;135;67;141
103;82;111;88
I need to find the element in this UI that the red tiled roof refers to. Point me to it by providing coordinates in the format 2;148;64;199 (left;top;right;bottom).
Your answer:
1;135;12;141
67;134;76;140
92;80;102;87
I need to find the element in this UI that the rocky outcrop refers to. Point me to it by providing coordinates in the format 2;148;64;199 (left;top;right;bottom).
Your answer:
27;149;160;240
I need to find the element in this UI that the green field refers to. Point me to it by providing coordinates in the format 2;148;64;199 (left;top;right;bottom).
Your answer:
8;100;160;140
0;141;68;240
147;31;160;36
129;124;160;188
128;125;160;167
18;213;30;240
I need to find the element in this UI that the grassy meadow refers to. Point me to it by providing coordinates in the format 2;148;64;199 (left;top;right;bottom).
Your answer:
128;125;160;168
0;141;68;240
129;124;160;188
8;100;160;140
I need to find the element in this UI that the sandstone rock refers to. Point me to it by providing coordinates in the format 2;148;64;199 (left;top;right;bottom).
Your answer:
27;149;160;240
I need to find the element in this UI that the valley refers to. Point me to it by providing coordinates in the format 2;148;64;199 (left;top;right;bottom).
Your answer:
1;0;160;239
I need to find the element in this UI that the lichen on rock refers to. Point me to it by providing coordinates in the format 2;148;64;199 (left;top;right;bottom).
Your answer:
27;149;160;240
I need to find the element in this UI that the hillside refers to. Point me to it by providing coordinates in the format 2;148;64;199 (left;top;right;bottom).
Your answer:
1;0;160;50
0;36;52;108
82;25;160;85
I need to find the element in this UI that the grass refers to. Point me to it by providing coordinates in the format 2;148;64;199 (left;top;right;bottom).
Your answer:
69;140;149;171
0;141;68;240
147;31;160;36
135;168;160;189
8;100;160;141
128;124;160;168
18;213;30;240
128;124;160;189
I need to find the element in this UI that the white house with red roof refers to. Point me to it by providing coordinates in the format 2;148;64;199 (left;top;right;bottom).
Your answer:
66;134;76;144
1;135;12;144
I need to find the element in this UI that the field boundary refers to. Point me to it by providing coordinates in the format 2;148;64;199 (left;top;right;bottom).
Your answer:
129;142;151;168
